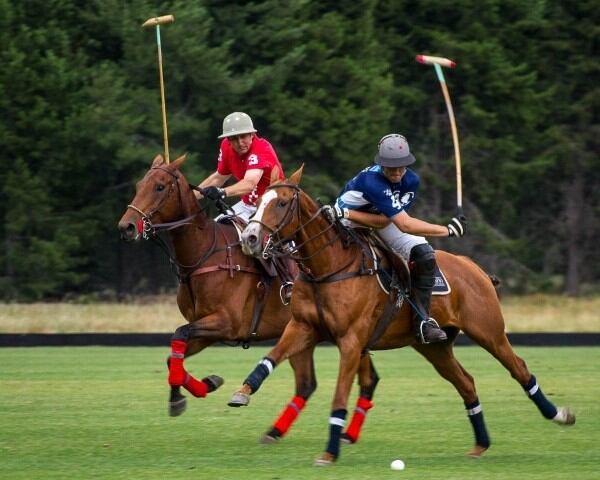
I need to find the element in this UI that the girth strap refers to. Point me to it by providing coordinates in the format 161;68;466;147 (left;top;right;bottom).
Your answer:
242;276;274;349
365;270;403;351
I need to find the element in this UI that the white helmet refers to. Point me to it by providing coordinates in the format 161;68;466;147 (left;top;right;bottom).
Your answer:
218;112;257;139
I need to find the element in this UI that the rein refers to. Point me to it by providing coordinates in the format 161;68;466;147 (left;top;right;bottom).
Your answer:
250;183;342;264
259;183;383;284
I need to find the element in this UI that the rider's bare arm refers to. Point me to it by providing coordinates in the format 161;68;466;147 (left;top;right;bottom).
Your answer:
391;211;449;237
346;210;391;228
222;168;263;198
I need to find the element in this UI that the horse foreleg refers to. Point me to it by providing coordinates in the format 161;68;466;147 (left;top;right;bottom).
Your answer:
167;325;222;416
228;319;317;407
341;353;379;445
315;335;362;466
414;342;491;457
261;345;318;444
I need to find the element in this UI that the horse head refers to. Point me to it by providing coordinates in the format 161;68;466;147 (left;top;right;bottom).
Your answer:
118;153;197;241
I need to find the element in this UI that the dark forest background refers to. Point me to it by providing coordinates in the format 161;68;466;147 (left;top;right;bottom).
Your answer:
1;0;598;300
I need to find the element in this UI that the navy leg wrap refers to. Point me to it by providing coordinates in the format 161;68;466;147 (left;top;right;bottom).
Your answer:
465;399;491;448
325;409;347;458
244;357;275;394
523;375;558;419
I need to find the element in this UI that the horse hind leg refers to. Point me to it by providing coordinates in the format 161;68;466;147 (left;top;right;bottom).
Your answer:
471;329;575;426
260;345;318;444
341;353;379;445
414;342;491;457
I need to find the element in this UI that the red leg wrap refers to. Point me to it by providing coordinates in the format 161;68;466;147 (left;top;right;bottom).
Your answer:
168;340;187;386
183;373;208;398
344;397;374;443
273;396;307;436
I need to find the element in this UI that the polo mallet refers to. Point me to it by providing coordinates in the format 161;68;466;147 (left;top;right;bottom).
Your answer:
142;14;175;164
416;54;463;216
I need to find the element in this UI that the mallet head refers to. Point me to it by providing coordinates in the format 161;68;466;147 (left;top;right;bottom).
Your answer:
142;14;175;28
416;54;456;69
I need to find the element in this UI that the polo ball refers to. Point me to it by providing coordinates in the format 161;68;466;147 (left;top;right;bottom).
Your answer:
390;459;405;470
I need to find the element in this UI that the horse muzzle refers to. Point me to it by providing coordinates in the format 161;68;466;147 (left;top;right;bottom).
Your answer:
241;225;264;257
118;219;141;242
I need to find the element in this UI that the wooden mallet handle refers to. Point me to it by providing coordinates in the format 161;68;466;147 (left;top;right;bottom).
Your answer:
142;15;175;28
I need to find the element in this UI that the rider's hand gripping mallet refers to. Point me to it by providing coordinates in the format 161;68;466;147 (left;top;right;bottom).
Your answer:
142;14;175;164
416;54;463;216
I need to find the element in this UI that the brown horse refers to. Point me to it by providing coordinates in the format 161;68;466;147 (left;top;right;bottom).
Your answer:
117;154;381;435
229;165;575;465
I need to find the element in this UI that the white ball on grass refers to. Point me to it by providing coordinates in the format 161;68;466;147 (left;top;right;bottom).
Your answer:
390;459;405;470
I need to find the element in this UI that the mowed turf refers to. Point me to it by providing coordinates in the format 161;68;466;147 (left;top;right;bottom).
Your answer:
1;346;598;480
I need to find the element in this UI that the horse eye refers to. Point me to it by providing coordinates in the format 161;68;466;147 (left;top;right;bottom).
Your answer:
278;200;287;208
156;184;165;192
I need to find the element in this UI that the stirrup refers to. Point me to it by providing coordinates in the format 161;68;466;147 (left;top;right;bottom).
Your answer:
280;282;293;306
417;317;447;344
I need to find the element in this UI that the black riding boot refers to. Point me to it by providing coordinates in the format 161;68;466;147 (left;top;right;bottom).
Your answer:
409;244;447;344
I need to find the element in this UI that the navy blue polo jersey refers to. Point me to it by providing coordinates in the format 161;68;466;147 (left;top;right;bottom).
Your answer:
336;165;420;218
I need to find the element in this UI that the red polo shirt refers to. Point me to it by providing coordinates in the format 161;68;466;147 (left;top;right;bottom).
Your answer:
217;135;285;206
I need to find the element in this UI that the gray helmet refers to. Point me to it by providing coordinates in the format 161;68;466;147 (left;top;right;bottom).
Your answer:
374;134;416;167
218;112;257;139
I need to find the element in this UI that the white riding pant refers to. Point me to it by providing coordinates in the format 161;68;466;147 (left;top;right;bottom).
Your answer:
342;220;428;260
215;200;256;223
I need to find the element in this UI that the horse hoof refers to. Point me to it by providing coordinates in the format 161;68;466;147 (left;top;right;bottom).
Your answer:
466;445;488;458
313;452;336;466
228;391;250;407
553;407;576;426
340;433;355;445
202;375;224;393
260;434;279;445
169;397;187;417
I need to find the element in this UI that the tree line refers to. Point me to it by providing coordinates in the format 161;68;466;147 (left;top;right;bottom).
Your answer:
0;0;598;300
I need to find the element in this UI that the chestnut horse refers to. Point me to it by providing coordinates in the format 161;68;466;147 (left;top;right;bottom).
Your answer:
229;165;575;466
117;154;380;436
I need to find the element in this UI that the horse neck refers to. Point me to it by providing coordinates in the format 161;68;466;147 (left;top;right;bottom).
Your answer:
294;192;358;276
168;183;216;267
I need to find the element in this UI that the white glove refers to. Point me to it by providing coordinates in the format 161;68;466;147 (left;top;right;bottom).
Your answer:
447;216;467;237
322;204;349;223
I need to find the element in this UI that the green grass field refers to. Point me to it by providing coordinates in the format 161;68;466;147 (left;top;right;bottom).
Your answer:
1;346;598;480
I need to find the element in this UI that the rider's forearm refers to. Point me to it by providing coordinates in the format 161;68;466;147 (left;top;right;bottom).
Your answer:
346;210;391;228
223;178;259;198
393;214;448;237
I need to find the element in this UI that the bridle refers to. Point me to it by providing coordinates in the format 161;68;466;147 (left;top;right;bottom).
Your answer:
125;166;219;272
247;183;344;263
127;166;185;238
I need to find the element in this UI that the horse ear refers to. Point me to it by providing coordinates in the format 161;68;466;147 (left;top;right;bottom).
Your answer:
171;153;187;170
152;154;164;167
288;164;305;185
